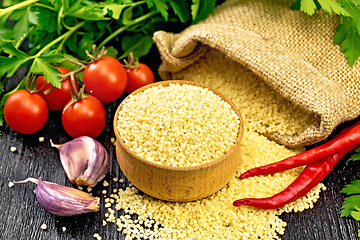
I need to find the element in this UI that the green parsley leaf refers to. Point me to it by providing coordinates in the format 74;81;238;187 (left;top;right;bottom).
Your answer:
339;0;360;33
78;33;95;60
11;7;38;41
347;148;360;161
342;180;360;195
341;194;360;217
38;51;64;63
293;0;349;16
0;56;30;78
104;46;119;58
299;0;317;16
1;42;28;57
290;0;301;10
147;0;168;20
169;0;191;23
30;58;62;88
96;2;128;20
191;0;215;24
66;1;110;21
334;16;360;67
35;7;57;33
351;206;360;221
341;180;360;218
317;0;350;16
119;33;153;60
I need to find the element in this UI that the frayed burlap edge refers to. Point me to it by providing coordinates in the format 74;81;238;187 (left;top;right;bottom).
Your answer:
153;25;347;148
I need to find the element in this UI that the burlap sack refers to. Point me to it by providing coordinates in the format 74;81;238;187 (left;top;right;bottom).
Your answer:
153;0;360;148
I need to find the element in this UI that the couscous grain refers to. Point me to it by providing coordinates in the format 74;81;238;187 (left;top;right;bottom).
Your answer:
103;180;109;187
109;50;324;239
117;83;240;167
40;223;47;230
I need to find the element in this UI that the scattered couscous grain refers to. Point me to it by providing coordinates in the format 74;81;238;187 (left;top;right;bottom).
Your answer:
78;186;83;191
87;186;92;192
108;50;324;239
8;181;14;188
102;190;107;195
93;233;101;240
39;137;45;142
113;177;118;182
10;146;16;152
40;223;47;230
103;180;109;187
111;137;116;144
62;226;66;232
117;83;240;167
119;179;124;183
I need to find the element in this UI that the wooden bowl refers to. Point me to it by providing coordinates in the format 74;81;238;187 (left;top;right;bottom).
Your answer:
113;80;244;202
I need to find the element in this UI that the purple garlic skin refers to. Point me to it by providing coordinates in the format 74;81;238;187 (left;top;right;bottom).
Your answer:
51;136;110;187
15;178;99;216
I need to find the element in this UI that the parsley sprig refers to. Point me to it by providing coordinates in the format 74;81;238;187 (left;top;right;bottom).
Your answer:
0;0;219;131
341;148;360;237
291;0;360;67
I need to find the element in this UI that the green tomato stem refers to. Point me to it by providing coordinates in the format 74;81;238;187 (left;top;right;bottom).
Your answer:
98;9;158;49
0;0;40;18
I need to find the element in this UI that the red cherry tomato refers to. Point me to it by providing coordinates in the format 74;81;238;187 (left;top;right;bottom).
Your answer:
125;63;155;94
36;66;79;111
4;90;49;134
83;56;127;103
61;95;106;138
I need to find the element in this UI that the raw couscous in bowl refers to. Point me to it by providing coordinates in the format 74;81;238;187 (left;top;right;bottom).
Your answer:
113;80;244;202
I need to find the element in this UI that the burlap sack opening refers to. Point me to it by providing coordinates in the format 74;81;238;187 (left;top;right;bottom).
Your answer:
153;0;360;148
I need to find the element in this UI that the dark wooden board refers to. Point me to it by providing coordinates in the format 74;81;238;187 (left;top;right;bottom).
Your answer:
1;46;360;240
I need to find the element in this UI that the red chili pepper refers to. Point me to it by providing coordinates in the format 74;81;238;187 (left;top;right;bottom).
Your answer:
233;150;348;209
240;121;360;179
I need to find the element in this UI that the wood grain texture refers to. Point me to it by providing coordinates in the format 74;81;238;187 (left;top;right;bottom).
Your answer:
1;47;360;240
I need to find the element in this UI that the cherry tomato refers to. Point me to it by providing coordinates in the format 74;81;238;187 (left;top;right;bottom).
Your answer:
61;95;106;138
4;90;49;134
83;56;127;103
36;66;79;111
125;63;155;94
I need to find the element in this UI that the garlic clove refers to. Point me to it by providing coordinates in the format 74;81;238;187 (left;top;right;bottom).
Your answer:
15;177;99;216
51;136;110;187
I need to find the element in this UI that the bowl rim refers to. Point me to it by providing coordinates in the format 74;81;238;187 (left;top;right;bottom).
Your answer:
113;80;244;172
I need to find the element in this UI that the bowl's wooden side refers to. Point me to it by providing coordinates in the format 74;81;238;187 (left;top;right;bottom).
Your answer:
113;80;244;202
114;139;241;202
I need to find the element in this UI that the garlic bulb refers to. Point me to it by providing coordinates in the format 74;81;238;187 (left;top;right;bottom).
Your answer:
15;177;99;216
51;136;110;187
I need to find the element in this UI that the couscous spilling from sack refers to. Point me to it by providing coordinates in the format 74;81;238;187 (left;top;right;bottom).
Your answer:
109;50;324;239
